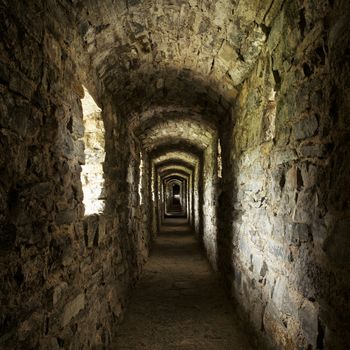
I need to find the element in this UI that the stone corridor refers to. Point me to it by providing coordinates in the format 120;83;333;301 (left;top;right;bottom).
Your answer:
1;0;350;349
114;218;252;349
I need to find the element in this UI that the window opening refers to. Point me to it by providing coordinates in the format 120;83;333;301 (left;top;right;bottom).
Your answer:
138;152;144;205
151;166;155;202
80;86;105;215
217;139;223;179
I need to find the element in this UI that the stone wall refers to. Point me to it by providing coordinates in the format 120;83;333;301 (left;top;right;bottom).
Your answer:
0;2;151;348
1;0;349;349
219;1;350;349
202;139;220;270
126;148;152;280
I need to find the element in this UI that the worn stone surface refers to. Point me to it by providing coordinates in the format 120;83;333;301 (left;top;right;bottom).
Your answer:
62;293;85;327
219;1;350;349
0;0;350;349
0;1;151;348
114;218;253;349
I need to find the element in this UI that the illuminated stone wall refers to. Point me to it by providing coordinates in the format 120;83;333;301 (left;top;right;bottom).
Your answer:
219;2;350;348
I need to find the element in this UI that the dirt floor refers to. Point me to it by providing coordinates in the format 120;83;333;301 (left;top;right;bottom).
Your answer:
113;218;253;349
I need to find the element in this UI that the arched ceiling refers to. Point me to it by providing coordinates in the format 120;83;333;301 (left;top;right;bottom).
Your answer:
154;152;198;169
150;142;203;161
163;173;190;182
154;158;195;188
161;168;193;178
131;109;217;136
155;161;197;176
73;0;276;185
165;178;184;185
157;162;194;176
140;117;215;151
163;175;190;190
75;0;271;117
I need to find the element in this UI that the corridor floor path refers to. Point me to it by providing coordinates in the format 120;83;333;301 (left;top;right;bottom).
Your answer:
113;218;253;350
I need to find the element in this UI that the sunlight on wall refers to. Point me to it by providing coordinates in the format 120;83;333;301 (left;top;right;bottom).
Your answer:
151;167;156;202
265;88;277;141
217;139;222;179
138;152;144;205
80;86;105;215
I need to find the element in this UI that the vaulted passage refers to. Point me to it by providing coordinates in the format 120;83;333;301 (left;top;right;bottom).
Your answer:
1;1;350;349
114;218;252;349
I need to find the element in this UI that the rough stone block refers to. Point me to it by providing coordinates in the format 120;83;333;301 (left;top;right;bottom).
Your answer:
83;214;99;247
263;303;291;345
98;216;107;244
298;299;319;347
268;240;288;260
62;293;85;327
300;162;318;189
31;182;53;199
9;73;35;100
287;223;310;245
56;209;76;225
272;276;296;316
292;115;318;140
5;102;29;137
292;183;316;219
218;41;238;66
0;220;17;251
273;149;298;165
72;114;85;139
53;282;68;305
298;143;331;159
18;311;42;342
0;60;10;83
39;337;60;350
323;218;350;266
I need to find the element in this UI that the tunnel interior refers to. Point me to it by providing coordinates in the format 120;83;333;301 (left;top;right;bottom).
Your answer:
171;183;180;205
1;0;350;349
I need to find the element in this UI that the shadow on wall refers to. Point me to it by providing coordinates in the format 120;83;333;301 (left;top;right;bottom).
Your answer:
216;113;238;291
0;5;228;349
